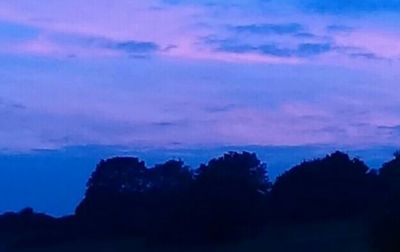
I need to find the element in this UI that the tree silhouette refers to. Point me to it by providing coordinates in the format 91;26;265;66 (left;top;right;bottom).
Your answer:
271;151;376;221
196;151;270;193
189;152;271;243
73;153;271;243
75;157;150;235
85;157;148;195
148;159;193;191
371;151;400;252
380;150;400;193
142;160;194;242
3;150;400;250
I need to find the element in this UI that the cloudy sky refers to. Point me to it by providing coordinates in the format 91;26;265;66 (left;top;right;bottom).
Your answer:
1;1;400;215
1;0;400;151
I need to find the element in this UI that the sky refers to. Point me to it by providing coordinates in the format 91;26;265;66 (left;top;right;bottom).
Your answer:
0;0;400;215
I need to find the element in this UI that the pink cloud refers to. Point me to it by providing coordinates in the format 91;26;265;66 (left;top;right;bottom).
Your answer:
8;36;122;58
0;1;304;63
335;29;400;59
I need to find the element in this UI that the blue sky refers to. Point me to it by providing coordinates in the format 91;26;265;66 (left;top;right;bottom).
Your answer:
0;0;400;215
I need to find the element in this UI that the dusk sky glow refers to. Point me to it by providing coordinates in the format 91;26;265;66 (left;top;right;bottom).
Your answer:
1;0;400;151
1;1;400;215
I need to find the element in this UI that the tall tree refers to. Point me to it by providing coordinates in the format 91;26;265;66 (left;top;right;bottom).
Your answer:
191;152;271;242
271;151;376;221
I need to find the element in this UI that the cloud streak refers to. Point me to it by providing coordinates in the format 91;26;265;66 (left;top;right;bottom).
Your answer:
233;23;305;35
211;39;333;58
303;0;400;13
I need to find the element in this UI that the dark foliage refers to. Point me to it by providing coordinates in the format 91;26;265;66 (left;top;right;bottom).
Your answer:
271;151;379;222
371;151;400;252
380;151;400;194
75;157;150;235
74;152;270;245
3;150;400;251
139;160;194;242
0;208;81;249
370;207;400;252
0;208;56;233
188;152;271;243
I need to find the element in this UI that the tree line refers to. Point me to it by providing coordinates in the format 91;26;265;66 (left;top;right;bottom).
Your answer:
1;150;400;251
